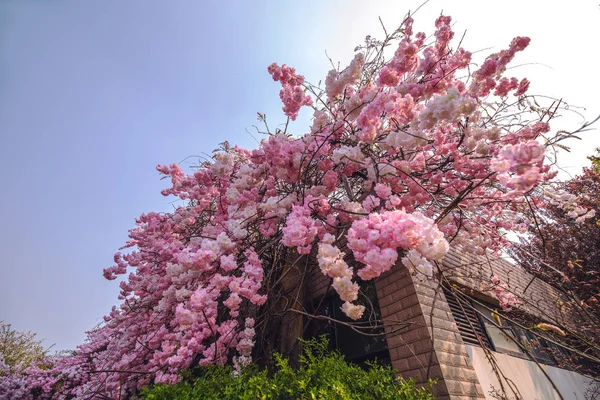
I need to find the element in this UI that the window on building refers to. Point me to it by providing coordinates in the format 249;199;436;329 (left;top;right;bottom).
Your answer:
472;303;525;356
304;282;390;366
443;285;556;365
443;286;492;348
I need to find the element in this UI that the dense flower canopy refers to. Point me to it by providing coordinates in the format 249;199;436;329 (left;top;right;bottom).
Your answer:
1;12;590;400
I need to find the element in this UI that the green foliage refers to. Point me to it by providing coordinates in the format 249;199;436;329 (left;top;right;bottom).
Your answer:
0;321;48;374
587;148;600;172
141;338;433;400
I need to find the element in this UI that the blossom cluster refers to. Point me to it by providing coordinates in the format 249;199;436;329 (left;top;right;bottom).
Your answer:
317;234;364;318
491;140;547;194
347;210;448;281
268;63;312;120
543;185;596;222
490;275;520;310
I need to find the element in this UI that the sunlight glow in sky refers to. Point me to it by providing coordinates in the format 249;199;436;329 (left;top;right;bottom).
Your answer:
0;0;598;351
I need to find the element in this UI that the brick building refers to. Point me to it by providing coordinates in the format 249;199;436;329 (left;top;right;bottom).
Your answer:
304;247;599;399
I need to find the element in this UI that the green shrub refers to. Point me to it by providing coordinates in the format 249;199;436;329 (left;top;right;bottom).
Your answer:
141;338;433;400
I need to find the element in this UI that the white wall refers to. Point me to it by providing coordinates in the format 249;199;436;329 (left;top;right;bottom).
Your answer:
465;345;597;400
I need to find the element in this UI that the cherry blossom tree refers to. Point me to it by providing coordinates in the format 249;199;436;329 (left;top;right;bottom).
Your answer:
2;11;591;399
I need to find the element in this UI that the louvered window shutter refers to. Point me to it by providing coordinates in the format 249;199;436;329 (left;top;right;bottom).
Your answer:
443;286;492;348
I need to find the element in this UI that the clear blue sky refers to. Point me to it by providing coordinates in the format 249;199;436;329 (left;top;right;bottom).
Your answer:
1;0;598;351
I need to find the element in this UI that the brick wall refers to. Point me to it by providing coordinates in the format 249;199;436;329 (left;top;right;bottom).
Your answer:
375;262;486;399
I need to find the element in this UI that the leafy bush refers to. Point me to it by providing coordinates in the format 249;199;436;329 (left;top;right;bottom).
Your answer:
141;338;433;400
